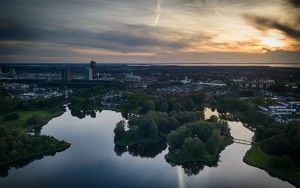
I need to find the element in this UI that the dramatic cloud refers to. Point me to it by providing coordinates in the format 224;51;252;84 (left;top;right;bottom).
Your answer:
244;15;300;40
0;18;187;53
0;0;299;64
288;0;300;8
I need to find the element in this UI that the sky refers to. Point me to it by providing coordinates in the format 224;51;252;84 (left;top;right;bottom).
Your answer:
0;0;300;65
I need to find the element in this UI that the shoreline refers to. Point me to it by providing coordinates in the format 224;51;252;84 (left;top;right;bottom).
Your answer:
243;144;299;188
213;107;298;187
0;144;70;167
0;107;71;169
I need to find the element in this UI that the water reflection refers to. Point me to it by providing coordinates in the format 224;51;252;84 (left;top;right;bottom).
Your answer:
167;158;218;176
114;145;127;156
0;151;57;178
0;108;294;188
177;166;186;188
0;108;101;178
182;163;205;176
70;108;99;119
113;107;226;176
204;108;219;120
114;140;167;158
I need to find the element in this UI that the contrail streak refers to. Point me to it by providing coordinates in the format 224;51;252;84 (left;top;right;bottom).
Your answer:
154;0;162;26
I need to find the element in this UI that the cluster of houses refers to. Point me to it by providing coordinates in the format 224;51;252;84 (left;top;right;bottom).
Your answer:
258;101;300;122
1;82;70;100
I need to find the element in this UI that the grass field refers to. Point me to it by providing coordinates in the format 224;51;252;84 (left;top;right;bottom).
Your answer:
244;143;300;187
244;144;268;167
0;106;70;169
0;110;53;130
17;111;50;120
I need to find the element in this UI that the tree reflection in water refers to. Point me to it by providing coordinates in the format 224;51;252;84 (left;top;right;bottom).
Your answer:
114;140;167;158
114;139;220;176
166;158;219;176
0;151;57;177
70;109;99;119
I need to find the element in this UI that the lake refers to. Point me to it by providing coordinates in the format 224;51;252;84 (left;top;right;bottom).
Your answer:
0;108;294;188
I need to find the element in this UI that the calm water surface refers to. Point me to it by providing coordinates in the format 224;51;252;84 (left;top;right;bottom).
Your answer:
0;108;294;188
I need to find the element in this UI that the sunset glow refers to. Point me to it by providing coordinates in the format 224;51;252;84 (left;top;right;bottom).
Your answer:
0;0;299;64
261;37;284;48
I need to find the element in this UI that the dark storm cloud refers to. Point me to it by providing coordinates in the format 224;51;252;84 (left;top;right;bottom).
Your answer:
0;18;186;53
0;43;77;57
288;0;300;8
0;19;43;41
172;0;265;6
244;15;300;40
243;0;300;40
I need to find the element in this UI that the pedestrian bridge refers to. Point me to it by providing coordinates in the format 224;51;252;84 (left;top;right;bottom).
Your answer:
233;138;252;145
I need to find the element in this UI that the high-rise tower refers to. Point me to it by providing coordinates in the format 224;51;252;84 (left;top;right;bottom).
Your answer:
85;67;93;80
62;69;72;81
90;60;96;79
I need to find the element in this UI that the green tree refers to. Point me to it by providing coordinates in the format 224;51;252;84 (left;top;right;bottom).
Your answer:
172;103;182;112
167;130;180;150
280;155;294;168
182;97;194;111
190;121;214;142
0;127;8;139
268;156;281;168
205;137;218;155
148;120;159;138
26;115;39;126
160;103;169;112
212;130;222;143
208;115;218;122
182;137;205;160
167;126;191;150
218;97;250;112
4;113;19;121
192;92;205;105
114;120;126;141
168;116;179;132
140;100;155;114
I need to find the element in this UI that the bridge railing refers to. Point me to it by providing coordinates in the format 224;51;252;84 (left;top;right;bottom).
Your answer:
233;138;252;145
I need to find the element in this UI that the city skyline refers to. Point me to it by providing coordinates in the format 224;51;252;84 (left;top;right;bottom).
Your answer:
0;0;300;65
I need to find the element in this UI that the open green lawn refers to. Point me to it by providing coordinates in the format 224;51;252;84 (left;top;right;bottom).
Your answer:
244;143;300;187
244;144;268;167
17;110;50;120
0;110;51;130
0;108;69;168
